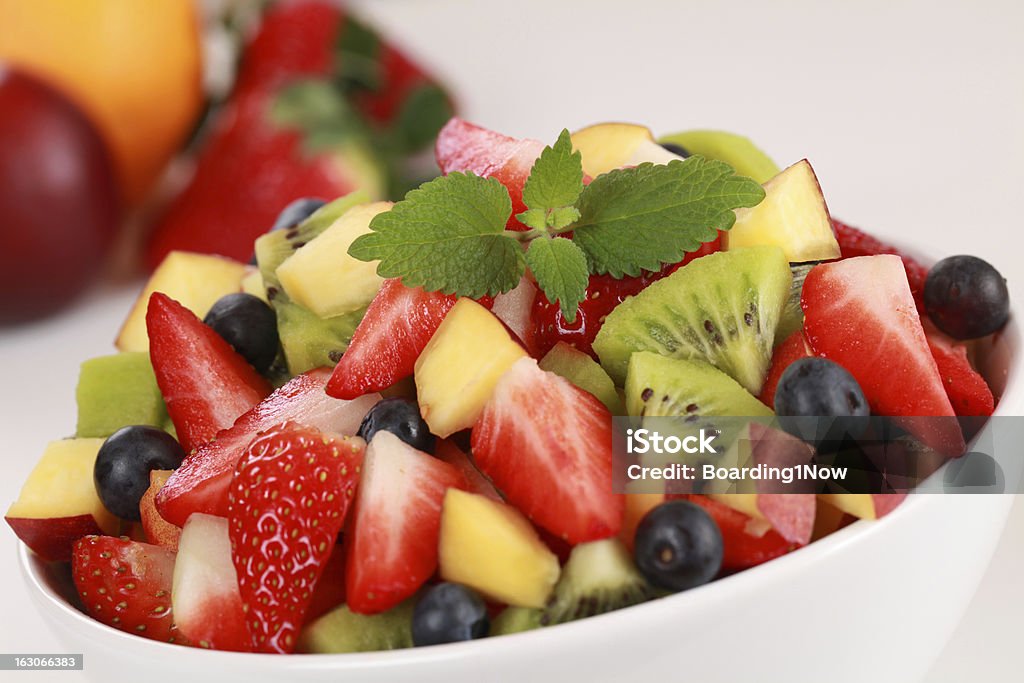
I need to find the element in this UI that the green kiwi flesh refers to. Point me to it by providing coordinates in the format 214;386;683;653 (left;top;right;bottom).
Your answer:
76;352;167;438
538;342;624;414
657;130;780;184
297;600;414;653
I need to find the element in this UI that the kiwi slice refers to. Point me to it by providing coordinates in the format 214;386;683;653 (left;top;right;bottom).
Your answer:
76;352;167;438
774;263;815;345
296;600;414;653
541;539;653;626
657;130;780;184
538;342;624;414
490;606;543;636
255;193;370;375
593;247;791;395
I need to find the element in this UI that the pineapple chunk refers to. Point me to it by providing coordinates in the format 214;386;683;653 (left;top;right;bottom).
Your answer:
439;489;559;608
726;159;840;263
240;267;267;303
415;299;527;437
571;122;680;178
116;251;248;351
275;201;393;318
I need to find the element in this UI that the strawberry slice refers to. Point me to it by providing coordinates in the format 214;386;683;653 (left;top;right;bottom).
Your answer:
801;255;964;455
71;535;189;645
156;368;378;527
227;422;364;653
925;322;995;418
832;219;929;311
676;496;799;572
146;292;271;453
435;439;502;501
471;357;623;544
757;330;813;407
435;118;545;230
326;279;457;399
306;543;347;622
345;431;466;614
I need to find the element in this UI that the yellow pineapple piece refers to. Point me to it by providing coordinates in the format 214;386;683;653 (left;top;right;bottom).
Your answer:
275;201;393;318
414;299;527;437
439;489;559;608
240;267;267;303
571;122;680;178
726;159;840;263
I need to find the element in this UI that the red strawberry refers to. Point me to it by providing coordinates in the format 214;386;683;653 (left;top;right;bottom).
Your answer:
676;496;799;572
157;368;378;527
71;535;188;644
345;431;466;614
227;422;364;653
832;219;929;311
801;255;964;456
435;439;502;501
925;321;995;419
306;543;347;622
757;330;813;407
471;357;623;544
326;279;457;399
147;293;271;453
435;118;545;230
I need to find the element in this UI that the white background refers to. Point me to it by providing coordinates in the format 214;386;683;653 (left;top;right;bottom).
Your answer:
1;0;1022;680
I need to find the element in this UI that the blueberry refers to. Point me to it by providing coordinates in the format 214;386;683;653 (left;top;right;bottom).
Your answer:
203;293;279;373
412;583;489;646
659;142;691;158
633;501;722;592
924;255;1009;339
358;398;435;453
94;426;186;521
774;357;870;447
249;198;327;263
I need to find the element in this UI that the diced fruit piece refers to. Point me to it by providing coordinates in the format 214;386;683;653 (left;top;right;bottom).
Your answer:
626;353;773;419
620;493;666;552
75;352;166;438
435;440;502;501
411;583;490;646
156;368;378;527
307;544;347;622
658;129;780;184
491;606;542;636
435;117;545;230
925;323;995;417
812;500;851;541
6;438;118;561
357;397;436;454
491;276;539;356
147;293;271;452
832;219;929;311
633;501;723;592
801;255;964;455
346;432;465;614
276;201;393;318
570;122;682;177
542;539;652;625
116;251;247;352
94;426;186;521
775;263;814;344
71;536;186;644
681;495;798;571
539;342;624;414
228;423;364;653
172;514;250;651
298;601;414;653
726;160;839;263
924;255;1010;340
439;489;560;608
594;247;791;394
203;293;280;374
818;493;906;521
326;279;458;400
240;268;267;302
140;470;180;550
472;357;623;544
758;330;813;407
415;299;528;437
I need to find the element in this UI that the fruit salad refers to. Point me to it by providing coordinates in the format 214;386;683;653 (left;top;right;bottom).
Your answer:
7;118;1009;654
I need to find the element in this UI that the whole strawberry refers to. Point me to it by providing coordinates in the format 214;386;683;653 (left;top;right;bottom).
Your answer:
227;422;364;653
71;535;189;645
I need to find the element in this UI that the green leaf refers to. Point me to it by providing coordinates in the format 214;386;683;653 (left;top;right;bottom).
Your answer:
521;129;584;212
349;172;524;298
334;15;383;92
547;205;581;229
572;157;765;277
516;208;549;231
524;237;589;323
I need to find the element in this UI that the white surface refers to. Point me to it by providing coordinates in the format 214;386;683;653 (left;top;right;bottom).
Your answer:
2;0;1023;680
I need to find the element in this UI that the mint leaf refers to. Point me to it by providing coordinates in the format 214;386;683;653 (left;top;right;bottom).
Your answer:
349;172;523;298
572;157;765;277
521;129;584;212
517;208;548;231
524;237;589;323
547;205;581;229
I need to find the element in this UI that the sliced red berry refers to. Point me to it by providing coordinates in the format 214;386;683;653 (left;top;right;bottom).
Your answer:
676;496;799;572
758;330;813;407
434;439;502;501
832;219;929;311
924;321;995;419
227;422;364;653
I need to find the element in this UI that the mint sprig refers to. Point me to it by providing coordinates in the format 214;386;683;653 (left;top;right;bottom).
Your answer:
348;127;766;317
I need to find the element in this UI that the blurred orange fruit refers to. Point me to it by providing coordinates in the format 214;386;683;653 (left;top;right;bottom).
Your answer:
0;0;204;204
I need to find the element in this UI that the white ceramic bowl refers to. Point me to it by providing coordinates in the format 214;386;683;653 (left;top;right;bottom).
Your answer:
18;270;1022;683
